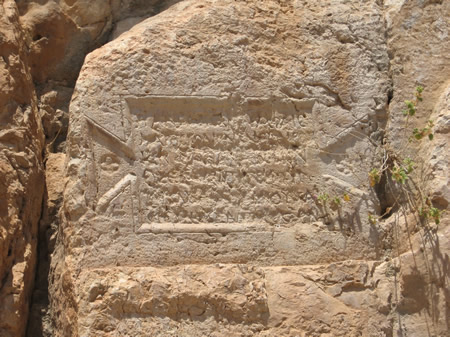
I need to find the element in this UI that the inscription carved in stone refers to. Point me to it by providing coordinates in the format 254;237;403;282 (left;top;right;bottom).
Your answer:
87;96;317;233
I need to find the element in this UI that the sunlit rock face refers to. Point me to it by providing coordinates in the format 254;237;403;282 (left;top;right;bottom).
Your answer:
54;0;395;335
0;0;446;336
53;0;450;336
64;0;390;264
0;1;45;336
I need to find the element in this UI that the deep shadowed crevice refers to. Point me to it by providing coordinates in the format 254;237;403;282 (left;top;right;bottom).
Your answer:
376;5;396;220
377;171;396;219
25;179;58;337
387;87;393;105
24;2;186;335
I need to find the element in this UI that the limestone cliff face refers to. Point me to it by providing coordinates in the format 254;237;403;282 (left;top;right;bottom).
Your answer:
0;0;448;336
16;0;181;85
382;3;450;334
0;1;182;336
0;1;45;336
14;0;182;154
52;0;449;336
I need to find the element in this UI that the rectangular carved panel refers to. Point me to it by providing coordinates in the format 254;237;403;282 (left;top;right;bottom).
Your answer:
123;96;314;232
86;96;315;233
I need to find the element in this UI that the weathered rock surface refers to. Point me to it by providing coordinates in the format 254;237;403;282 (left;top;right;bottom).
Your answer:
1;2;185;336
0;1;45;336
70;262;396;336
16;0;181;85
50;0;448;336
0;0;447;336
27;152;65;337
382;3;450;334
64;0;391;267
385;0;450;209
14;0;182;153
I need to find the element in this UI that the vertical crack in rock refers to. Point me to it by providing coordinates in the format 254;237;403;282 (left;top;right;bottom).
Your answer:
379;1;450;336
374;4;396;221
1;0;446;336
0;1;45;337
48;1;414;336
26;154;64;337
20;1;185;336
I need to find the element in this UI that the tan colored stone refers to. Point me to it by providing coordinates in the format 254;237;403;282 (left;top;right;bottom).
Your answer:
69;262;400;337
381;2;450;335
64;0;390;268
16;0;183;85
26;153;65;337
0;0;443;336
52;0;404;335
10;0;184;160
0;1;45;336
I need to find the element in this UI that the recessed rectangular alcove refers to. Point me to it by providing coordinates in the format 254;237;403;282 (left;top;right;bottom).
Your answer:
81;95;377;266
121;95;314;233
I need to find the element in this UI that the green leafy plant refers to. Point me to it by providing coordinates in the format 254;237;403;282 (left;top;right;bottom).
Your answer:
318;193;329;205
403;100;416;116
319;86;443;230
403;158;414;174
428;207;442;225
418;207;428;218
391;165;408;184
369;168;381;187
367;87;442;227
415;85;424;101
419;205;443;225
412;120;434;141
333;196;341;206
403;86;424;116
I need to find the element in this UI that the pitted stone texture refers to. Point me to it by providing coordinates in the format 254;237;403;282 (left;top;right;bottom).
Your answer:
15;0;182;153
0;0;45;336
70;262;400;337
54;0;399;335
72;93;379;268
64;0;390;268
381;2;450;335
16;0;183;84
62;254;450;337
384;0;450;197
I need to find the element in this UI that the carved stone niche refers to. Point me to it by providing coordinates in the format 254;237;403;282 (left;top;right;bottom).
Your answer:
81;95;377;267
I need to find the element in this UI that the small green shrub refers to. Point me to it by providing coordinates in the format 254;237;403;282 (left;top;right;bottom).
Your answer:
429;207;442;225
318;193;329;204
419;205;443;225
412;120;434;141
403;158;415;174
333;196;341;206
391;165;408;184
369;168;381;187
403;100;416;116
320;86;443;230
